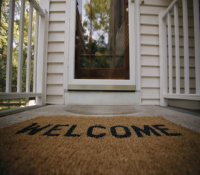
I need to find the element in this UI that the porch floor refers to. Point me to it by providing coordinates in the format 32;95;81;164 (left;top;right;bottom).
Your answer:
0;105;200;133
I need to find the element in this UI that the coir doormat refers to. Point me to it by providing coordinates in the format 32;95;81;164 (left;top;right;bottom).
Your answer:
0;116;200;175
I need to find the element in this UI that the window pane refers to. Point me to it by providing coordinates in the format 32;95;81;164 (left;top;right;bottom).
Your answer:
115;57;124;68
91;57;113;68
81;57;89;68
115;0;125;55
75;0;129;80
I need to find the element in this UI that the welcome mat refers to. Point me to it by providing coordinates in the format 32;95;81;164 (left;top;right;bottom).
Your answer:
0;116;200;175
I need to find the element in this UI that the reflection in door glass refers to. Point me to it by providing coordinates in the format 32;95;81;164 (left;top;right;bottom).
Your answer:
91;57;112;68
75;0;129;79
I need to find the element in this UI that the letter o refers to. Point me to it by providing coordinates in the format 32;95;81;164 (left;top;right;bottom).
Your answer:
110;125;131;138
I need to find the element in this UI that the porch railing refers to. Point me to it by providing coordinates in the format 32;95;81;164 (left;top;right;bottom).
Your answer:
0;0;48;106
159;0;200;106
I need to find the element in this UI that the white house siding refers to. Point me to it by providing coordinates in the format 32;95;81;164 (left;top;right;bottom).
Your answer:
140;0;195;105
46;0;66;104
44;0;195;106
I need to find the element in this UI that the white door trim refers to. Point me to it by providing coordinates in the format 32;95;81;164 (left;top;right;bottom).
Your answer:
65;0;140;91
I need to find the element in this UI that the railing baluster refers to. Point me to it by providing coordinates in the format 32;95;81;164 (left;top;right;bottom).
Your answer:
1;0;46;111
17;0;25;93
33;12;39;93
168;13;173;94
159;0;200;104
182;0;190;94
193;0;200;94
26;2;34;93
6;0;15;93
174;4;180;94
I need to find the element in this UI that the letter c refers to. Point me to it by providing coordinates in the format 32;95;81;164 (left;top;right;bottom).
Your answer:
87;125;106;138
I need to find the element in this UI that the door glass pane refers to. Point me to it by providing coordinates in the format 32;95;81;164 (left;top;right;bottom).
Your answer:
115;57;124;68
75;0;129;79
91;57;112;68
80;57;89;68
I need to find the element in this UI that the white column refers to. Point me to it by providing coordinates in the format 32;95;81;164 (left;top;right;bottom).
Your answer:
128;0;136;90
33;12;39;93
168;13;173;94
135;0;141;91
193;0;200;94
35;0;50;105
17;0;25;93
6;0;15;93
36;14;44;105
26;2;33;93
174;4;180;94
182;0;190;94
159;11;168;106
36;10;48;105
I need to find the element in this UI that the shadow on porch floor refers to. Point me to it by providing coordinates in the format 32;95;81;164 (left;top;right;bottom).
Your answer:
0;105;200;134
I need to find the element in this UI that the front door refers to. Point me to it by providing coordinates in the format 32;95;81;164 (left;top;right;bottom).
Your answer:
75;0;129;80
68;0;136;91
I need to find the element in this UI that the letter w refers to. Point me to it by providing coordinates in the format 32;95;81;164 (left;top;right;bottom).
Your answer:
16;123;52;135
131;125;161;137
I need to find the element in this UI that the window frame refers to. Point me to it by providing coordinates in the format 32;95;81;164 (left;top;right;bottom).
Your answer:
66;0;136;91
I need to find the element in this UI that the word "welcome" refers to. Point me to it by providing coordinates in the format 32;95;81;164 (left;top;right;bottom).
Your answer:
16;123;182;138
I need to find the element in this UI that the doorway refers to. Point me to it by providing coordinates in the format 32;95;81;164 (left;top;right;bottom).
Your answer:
75;0;130;80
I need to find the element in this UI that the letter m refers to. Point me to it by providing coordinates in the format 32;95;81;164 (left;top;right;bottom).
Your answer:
16;123;52;135
131;125;161;137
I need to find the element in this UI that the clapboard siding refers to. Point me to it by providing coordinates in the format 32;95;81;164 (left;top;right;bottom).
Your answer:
140;0;195;105
46;1;66;104
49;22;65;32
47;85;64;94
49;12;65;21
47;74;63;84
141;25;194;37
47;63;64;74
141;77;160;88
172;68;195;78
49;32;65;42
50;2;65;11
141;34;194;45
45;0;195;105
141;67;160;77
141;89;160;99
48;43;65;52
141;45;159;55
143;0;193;8
141;25;159;35
143;0;171;7
141;15;194;27
171;78;196;89
141;6;194;17
47;52;64;63
171;57;195;67
46;95;64;104
48;53;64;63
141;55;159;66
171;88;196;94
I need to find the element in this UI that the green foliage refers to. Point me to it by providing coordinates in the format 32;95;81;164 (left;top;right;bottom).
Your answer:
91;57;110;68
0;0;38;92
84;0;110;33
79;0;111;68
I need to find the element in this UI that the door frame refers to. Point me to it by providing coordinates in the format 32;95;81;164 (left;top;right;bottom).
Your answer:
64;0;141;91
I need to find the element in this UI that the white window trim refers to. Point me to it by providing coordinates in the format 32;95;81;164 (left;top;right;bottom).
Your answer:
65;0;140;91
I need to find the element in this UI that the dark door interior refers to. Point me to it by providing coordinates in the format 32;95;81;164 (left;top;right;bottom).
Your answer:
75;0;129;80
